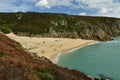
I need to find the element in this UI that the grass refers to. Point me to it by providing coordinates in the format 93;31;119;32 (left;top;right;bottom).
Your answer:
32;69;54;80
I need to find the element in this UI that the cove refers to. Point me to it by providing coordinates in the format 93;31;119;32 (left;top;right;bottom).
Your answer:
57;38;120;80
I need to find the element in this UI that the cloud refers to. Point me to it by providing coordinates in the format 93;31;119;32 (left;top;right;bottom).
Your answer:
78;12;87;16
35;0;50;8
0;0;120;18
99;7;109;14
74;0;113;9
74;0;120;18
35;0;73;8
35;0;120;18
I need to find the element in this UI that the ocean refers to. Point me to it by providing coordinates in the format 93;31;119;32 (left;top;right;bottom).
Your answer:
57;38;120;80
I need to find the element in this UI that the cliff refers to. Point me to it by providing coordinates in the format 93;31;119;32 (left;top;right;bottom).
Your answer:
0;12;120;41
0;32;96;80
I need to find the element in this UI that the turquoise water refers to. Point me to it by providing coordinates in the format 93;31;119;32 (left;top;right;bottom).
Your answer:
57;38;120;80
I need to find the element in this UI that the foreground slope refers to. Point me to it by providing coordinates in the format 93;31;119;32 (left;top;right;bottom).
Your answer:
0;12;120;41
0;32;95;80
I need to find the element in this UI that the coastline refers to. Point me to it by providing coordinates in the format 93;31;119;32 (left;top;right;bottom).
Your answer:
6;33;98;63
52;41;99;63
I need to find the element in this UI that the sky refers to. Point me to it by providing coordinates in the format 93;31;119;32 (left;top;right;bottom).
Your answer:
0;0;120;18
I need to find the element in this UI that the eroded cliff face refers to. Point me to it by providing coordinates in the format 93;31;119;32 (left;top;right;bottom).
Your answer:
0;12;120;41
0;32;96;80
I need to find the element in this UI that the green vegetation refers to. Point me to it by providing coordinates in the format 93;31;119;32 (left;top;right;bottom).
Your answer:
32;69;54;80
0;12;120;41
0;52;4;57
0;26;11;34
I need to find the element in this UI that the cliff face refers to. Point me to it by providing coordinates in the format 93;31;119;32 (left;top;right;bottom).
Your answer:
0;32;94;80
0;12;120;41
75;16;120;41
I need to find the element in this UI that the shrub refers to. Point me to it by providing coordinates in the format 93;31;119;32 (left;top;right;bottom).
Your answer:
0;26;11;34
32;70;54;80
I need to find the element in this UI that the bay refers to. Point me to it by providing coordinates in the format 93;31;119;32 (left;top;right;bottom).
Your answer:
57;38;120;80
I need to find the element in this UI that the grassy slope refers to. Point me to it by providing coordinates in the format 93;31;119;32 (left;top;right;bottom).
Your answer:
0;12;120;41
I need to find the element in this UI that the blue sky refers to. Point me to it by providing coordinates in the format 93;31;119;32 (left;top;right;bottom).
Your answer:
0;0;120;18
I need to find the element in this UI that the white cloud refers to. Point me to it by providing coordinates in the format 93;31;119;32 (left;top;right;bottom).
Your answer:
99;7;108;14
74;0;120;18
78;12;87;16
35;0;73;8
35;0;120;18
95;6;120;18
35;0;50;8
74;0;113;9
0;0;120;18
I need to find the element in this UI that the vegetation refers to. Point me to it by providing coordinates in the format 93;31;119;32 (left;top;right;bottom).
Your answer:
32;69;54;80
0;31;103;80
0;52;4;57
0;26;11;34
0;12;120;41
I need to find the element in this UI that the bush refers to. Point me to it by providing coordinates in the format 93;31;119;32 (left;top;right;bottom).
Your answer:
32;70;54;80
0;26;11;34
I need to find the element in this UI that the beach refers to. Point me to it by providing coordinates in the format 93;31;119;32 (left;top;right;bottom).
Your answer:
6;33;98;63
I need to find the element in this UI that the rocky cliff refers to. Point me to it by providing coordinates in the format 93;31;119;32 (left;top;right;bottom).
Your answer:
0;32;99;80
0;12;120;41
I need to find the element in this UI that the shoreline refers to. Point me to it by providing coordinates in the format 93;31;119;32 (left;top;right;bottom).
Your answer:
52;41;99;63
6;33;98;63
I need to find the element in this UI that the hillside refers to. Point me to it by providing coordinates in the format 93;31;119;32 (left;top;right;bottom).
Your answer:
0;12;120;41
0;32;104;80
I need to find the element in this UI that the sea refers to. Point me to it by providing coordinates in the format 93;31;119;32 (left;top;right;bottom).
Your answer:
57;37;120;80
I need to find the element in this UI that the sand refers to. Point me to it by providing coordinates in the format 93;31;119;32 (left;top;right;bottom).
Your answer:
6;33;98;63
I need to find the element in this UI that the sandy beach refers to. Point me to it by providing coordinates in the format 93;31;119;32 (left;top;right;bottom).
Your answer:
6;33;98;63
